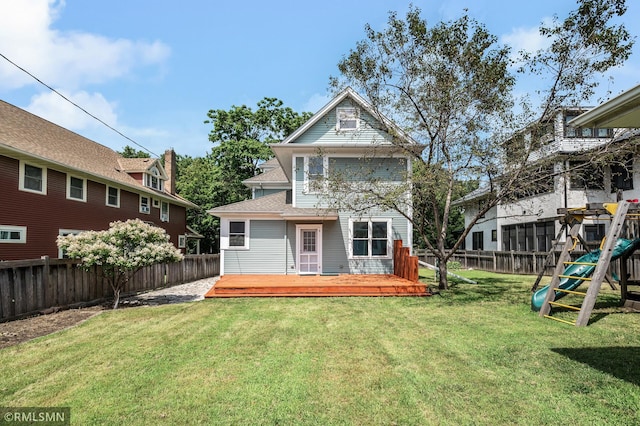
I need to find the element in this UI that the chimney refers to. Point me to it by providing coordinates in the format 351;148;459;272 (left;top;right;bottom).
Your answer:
164;148;176;195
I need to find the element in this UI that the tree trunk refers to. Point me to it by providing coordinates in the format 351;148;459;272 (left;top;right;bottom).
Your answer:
112;288;121;309
438;260;449;290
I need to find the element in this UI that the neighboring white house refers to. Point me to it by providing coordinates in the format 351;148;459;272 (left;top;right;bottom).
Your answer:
455;99;640;253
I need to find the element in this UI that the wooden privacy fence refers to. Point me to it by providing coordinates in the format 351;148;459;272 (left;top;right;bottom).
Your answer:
0;254;220;322
394;240;419;282
416;249;640;277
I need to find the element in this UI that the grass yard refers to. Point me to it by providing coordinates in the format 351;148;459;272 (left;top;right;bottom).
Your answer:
1;270;639;425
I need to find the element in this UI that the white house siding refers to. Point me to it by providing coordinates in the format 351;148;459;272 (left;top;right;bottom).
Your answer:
463;205;498;251
223;220;287;274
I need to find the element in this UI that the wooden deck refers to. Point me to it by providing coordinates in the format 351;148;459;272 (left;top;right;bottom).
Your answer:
205;274;430;298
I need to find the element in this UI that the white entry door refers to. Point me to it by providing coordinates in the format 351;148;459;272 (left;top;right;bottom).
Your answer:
297;225;322;274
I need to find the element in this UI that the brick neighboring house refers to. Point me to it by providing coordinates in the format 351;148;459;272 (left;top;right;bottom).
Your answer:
0;99;197;261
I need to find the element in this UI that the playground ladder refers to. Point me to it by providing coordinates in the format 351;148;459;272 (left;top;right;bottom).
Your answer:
540;201;631;326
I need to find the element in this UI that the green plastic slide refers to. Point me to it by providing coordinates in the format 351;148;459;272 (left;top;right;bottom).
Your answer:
531;238;640;311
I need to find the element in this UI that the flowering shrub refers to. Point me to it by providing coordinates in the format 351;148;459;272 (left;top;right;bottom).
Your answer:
57;219;183;308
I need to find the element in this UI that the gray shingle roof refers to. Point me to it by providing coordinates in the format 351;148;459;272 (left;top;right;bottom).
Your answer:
208;191;337;218
243;165;289;184
0;100;195;208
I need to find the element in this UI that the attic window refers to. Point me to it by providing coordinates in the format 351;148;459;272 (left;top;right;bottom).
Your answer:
144;166;164;191
337;107;359;131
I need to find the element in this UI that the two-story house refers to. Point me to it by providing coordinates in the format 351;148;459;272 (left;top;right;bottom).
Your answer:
209;88;416;276
0;99;197;261
455;104;637;253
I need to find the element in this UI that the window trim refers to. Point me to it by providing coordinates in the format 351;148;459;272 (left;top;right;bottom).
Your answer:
0;225;27;244
144;166;164;191
336;107;359;131
66;175;87;202
140;195;151;214
303;155;328;194
222;219;250;250
178;235;186;249
19;161;47;195
348;218;392;259
160;201;170;222
472;231;484;250
58;229;84;258
106;186;120;208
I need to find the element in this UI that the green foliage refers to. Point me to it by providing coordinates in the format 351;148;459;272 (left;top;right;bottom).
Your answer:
118;145;151;158
56;219;183;308
205;97;312;196
175;154;221;253
331;2;634;290
520;0;634;111
332;6;514;289
183;98;311;251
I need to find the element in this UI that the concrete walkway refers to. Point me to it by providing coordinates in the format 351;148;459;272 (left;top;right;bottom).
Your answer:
120;276;219;307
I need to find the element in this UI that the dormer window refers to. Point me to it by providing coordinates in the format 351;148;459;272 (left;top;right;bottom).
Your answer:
336;107;359;131
145;166;164;191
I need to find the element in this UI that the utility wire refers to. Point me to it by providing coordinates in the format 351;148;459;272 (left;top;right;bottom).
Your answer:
0;52;159;157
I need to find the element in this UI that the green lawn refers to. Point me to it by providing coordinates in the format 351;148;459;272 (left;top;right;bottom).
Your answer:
1;270;639;425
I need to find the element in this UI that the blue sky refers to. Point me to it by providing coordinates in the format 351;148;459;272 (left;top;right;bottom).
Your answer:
1;0;639;158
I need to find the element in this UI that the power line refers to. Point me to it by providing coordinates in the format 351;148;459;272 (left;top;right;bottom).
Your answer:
0;52;159;157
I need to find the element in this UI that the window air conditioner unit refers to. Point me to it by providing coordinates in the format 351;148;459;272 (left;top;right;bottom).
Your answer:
141;206;150;213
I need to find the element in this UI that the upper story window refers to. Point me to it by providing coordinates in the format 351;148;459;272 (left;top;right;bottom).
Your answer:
19;162;47;194
67;175;86;201
336;107;359;131
161;202;170;222
106;186;120;207
304;156;327;193
564;112;613;139
140;195;150;214
569;161;604;190
144;166;164;191
611;154;634;192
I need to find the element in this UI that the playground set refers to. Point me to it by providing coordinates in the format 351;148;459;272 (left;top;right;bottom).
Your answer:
531;200;640;326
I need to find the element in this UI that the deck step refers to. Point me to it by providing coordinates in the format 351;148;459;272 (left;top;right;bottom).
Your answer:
208;285;429;297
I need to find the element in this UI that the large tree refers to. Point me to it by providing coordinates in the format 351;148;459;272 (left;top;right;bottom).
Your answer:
189;98;312;251
205;97;312;202
330;1;633;290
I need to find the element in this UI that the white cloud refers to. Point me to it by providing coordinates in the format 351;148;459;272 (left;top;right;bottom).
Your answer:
302;93;331;113
0;0;170;91
501;18;553;64
27;90;118;130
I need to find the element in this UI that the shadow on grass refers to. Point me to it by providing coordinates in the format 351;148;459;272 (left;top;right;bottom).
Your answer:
551;346;640;386
423;275;530;305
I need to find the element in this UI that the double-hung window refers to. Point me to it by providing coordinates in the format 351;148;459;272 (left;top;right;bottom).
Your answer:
336;107;359;131
304;156;327;193
228;220;248;249
350;219;391;258
140;195;150;214
106;186;120;207
19;162;46;194
161;202;169;222
67;175;86;201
